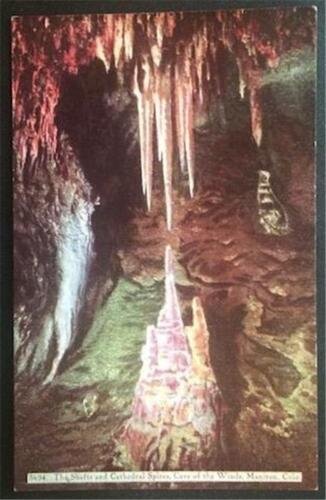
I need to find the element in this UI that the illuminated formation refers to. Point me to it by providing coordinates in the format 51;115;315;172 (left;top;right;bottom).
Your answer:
12;10;314;229
257;170;290;235
119;246;225;470
128;13;270;228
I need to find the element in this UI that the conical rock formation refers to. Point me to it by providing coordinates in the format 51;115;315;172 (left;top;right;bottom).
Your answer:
118;246;225;470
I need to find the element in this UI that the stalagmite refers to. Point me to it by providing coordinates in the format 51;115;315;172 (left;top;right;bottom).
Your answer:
118;246;225;470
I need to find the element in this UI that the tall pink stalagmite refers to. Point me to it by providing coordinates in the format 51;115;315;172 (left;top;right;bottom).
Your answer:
119;246;225;470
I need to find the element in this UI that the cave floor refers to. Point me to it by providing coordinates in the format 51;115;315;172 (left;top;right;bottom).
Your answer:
15;122;317;490
15;279;163;480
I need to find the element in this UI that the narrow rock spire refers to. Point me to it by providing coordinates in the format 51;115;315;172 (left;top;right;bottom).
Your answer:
119;245;225;470
157;245;183;326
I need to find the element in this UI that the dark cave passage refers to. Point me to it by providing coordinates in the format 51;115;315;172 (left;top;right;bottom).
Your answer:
12;8;318;491
55;59;141;258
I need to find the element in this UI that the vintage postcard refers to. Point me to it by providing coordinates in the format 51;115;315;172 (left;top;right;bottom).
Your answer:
7;0;323;495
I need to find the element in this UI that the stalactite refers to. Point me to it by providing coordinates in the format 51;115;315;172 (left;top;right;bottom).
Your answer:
205;58;211;83
113;15;124;67
124;14;134;61
150;43;162;68
12;9;315;223
194;34;204;105
249;86;262;147
154;13;165;48
95;36;110;71
153;71;163;163
174;58;186;173
184;50;195;198
142;57;154;211
133;65;147;195
103;14;115;66
165;12;177;37
236;57;246;99
144;97;154;210
194;21;209;107
84;14;92;34
160;66;174;230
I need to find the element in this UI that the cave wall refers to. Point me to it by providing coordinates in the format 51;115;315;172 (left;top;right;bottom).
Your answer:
12;15;142;383
14;133;94;382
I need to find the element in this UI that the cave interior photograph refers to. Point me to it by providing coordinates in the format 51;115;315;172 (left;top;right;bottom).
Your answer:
9;3;320;493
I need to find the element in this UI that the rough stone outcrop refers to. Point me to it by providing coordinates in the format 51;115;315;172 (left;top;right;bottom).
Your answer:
14;134;94;383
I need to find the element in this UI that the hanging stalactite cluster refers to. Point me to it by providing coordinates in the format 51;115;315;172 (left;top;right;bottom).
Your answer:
12;8;315;226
